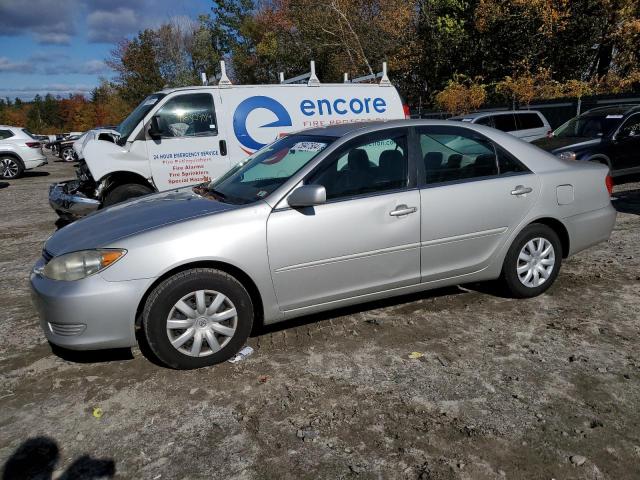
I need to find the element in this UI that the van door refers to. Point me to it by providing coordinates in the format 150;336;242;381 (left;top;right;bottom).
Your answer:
515;112;547;142
146;91;230;191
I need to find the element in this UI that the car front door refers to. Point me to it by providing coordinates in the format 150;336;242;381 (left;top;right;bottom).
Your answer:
146;92;230;191
417;125;540;282
613;113;640;174
266;128;421;312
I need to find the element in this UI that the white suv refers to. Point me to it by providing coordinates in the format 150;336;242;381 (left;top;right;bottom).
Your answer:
449;111;552;142
0;126;48;179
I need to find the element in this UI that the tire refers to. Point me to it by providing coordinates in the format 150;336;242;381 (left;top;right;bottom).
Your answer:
499;224;562;298
0;156;24;179
61;147;76;162
142;268;254;369
102;183;153;207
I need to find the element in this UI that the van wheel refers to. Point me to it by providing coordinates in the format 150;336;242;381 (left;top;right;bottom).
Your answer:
142;268;254;369
499;224;562;298
0;157;23;179
103;183;153;207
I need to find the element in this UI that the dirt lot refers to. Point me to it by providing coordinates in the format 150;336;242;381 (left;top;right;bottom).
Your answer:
1;154;639;479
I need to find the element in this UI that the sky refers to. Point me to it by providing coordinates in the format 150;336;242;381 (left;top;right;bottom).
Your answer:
0;0;212;101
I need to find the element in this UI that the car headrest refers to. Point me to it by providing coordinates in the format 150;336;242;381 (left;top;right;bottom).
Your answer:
379;150;404;169
423;152;443;169
348;149;370;170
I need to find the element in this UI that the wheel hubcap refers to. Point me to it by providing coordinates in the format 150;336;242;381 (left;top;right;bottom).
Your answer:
62;149;74;161
166;290;237;357
517;237;555;288
1;158;18;178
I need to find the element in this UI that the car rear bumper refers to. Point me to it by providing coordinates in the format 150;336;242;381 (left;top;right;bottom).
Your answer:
49;180;101;218
30;258;150;350
564;203;616;256
23;155;47;170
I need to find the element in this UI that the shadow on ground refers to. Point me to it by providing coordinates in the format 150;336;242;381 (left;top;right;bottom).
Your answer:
613;188;640;215
49;343;135;364
0;182;8;189
21;171;50;178
2;437;115;480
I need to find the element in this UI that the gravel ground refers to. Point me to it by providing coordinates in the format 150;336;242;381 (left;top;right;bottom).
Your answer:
1;154;639;479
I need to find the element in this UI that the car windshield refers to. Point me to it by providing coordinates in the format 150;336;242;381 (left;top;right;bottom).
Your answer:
554;114;623;138
199;135;335;205
116;93;166;144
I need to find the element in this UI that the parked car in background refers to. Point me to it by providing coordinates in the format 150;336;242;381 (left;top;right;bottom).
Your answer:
57;135;82;162
0;125;47;179
73;127;119;160
449;110;551;142
32;119;615;369
48;72;407;220
533;105;640;179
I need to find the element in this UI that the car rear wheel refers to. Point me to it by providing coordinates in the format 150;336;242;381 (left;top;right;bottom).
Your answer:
499;224;562;298
0;157;23;179
61;147;76;162
102;183;153;207
142;268;254;369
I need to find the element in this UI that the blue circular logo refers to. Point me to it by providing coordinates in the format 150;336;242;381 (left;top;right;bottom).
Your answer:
232;96;293;151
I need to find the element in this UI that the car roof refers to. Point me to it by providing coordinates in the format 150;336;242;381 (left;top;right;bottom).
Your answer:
449;110;543;120
583;104;640;116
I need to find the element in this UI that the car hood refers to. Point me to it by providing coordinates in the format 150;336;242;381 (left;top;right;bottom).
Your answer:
45;188;239;256
532;136;601;153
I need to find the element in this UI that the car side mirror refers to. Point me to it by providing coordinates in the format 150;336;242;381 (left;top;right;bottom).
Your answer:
148;116;162;139
288;185;326;208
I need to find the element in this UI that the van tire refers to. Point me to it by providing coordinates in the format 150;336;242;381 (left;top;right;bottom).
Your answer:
103;183;153;207
142;268;254;369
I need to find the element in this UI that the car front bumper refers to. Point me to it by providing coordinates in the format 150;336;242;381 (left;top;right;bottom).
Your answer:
30;257;151;350
49;180;101;218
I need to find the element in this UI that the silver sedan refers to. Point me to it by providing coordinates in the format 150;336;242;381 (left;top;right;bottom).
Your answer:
31;120;616;369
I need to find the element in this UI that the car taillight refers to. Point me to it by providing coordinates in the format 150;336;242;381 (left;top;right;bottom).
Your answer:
605;175;614;195
403;104;410;119
26;142;41;148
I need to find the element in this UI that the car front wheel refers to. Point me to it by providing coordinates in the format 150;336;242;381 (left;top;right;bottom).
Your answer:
61;147;76;162
499;224;562;298
142;268;254;369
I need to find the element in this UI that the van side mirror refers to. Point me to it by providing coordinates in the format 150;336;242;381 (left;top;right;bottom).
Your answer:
288;185;326;208
148;116;162;139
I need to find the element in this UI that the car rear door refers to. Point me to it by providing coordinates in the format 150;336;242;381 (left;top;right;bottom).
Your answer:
417;125;540;282
267;128;421;312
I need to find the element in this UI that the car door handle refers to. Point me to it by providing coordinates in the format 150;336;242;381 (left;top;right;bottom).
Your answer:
389;205;417;216
511;185;533;196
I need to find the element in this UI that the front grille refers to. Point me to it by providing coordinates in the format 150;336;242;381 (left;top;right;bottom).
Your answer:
42;249;53;263
48;322;86;336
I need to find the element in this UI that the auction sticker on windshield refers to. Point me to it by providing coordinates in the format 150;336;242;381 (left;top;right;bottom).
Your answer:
291;141;328;152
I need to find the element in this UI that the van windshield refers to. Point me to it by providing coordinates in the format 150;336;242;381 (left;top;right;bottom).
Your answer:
116;93;166;144
199;135;335;205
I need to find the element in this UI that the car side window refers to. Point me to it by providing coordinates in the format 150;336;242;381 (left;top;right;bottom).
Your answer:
492;114;517;132
420;129;499;184
307;132;409;201
619;114;640;138
155;93;217;138
497;148;529;174
0;129;14;140
516;113;544;130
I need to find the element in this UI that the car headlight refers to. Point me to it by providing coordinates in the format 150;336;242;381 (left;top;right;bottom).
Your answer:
557;151;577;161
43;249;126;281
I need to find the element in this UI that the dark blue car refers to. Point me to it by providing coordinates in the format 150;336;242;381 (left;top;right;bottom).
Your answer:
533;104;640;180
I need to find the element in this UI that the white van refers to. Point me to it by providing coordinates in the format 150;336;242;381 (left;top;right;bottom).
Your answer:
449;110;551;142
49;64;406;219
